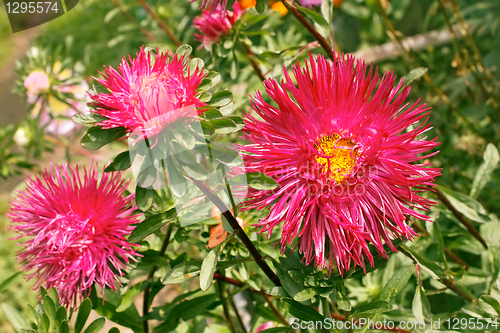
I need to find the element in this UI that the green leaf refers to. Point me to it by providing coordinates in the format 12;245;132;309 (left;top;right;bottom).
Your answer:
188;58;205;73
219;102;234;116
200;248;220;292
27;304;39;326
245;172;279;191
266;287;289;298
294;288;320;302
135;186;155;212
209;118;237;134
117;282;144;312
274;264;306;301
182;162;209;180
75;299;92;333
296;4;329;26
378;264;414;301
42;295;56;321
336;282;351;311
412;285;430;323
404;67;428;84
108;328;121;333
399;244;445;280
0;272;21;293
175;294;218;321
197;72;221;91
40;313;50;333
162;261;203;284
105;151;131;172
83;317;106;333
228;116;245;131
439;186;491;223
73;113;108;125
176;44;193;60
470;143;500;198
479;295;500;317
208;90;233;107
255;0;265;13
60;320;70;333
91;295;142;332
128;209;177;243
352;300;393;316
81;127;127;150
1;304;30;331
281;299;325;322
166;157;187;198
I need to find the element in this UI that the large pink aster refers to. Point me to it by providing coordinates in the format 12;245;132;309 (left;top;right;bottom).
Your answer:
89;47;207;139
194;2;243;50
8;162;140;307
241;53;440;275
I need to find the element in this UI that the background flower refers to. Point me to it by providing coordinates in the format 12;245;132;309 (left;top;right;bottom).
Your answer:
8;162;140;307
241;53;440;275
194;2;243;49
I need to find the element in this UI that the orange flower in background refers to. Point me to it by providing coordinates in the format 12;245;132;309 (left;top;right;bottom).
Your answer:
207;205;245;249
269;0;287;16
333;0;343;7
239;0;256;10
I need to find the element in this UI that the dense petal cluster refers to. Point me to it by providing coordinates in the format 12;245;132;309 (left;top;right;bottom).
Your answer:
194;2;243;49
89;48;207;138
241;53;440;275
8;162;140;307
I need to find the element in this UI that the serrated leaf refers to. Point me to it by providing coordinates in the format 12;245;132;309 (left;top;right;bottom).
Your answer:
128;208;177;243
75;299;92;333
379;264;414;301
470;143;499;198
81;127;127;150
135;186;155;212
162;261;203;284
83;317;106;333
404;67;428;84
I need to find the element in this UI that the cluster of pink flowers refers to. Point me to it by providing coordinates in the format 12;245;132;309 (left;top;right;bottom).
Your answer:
8;162;140;307
240;53;440;275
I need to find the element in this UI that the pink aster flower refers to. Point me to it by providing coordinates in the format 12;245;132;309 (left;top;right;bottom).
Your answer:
194;2;243;50
241;53;440;275
256;322;275;332
89;47;207;139
8;162;140;307
24;71;50;95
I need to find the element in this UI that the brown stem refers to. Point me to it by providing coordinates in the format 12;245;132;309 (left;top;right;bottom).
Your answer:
282;0;334;60
434;189;488;249
190;178;282;287
444;248;470;271
110;0;156;41
242;43;266;82
261;290;289;326
136;0;182;47
143;223;174;333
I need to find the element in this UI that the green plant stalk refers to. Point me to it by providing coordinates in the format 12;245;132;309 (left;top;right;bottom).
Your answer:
136;0;182;47
217;273;238;333
143;223;174;333
229;297;248;333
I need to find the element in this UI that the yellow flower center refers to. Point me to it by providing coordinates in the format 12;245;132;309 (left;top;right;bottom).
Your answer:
314;133;359;183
